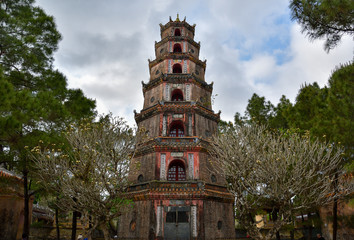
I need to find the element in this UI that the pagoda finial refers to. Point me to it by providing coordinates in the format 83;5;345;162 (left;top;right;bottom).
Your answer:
176;13;180;22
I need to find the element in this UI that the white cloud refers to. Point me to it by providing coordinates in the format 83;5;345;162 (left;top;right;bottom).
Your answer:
36;0;353;126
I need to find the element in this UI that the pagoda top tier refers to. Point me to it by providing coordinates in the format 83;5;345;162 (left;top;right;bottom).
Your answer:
159;15;196;40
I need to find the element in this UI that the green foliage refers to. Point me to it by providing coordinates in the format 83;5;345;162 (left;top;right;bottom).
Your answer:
327;62;354;163
0;0;96;169
290;0;354;51
233;94;291;130
288;82;332;139
245;93;274;125
0;1;96;234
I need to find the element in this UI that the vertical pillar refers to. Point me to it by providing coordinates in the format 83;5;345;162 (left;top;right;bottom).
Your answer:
188;153;194;180
162;116;167;136
156;205;163;237
160;154;166;180
191;205;197;238
186;84;191;101
165;84;170;101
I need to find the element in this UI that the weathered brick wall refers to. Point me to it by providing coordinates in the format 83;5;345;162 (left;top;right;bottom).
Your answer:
117;200;155;240
188;60;205;81
203;201;235;240
137;114;160;137
198;152;225;185
128;153;157;184
194;114;217;138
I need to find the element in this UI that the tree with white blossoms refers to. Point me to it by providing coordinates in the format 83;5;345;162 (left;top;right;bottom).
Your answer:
31;115;141;240
209;124;353;240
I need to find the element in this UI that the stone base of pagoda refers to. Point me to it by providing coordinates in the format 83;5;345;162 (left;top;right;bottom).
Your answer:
117;181;236;240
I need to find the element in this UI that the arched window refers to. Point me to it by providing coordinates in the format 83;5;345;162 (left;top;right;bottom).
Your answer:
174;28;181;36
172;64;182;73
173;44;182;53
167;160;186;181
169;121;184;137
171;89;183;101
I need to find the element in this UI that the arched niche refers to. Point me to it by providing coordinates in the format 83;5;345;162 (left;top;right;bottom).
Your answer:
173;43;182;53
172;64;182;73
171;89;183;101
169;120;184;137
167;160;186;181
174;28;181;36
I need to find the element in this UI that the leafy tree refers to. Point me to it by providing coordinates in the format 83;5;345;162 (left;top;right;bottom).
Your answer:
286;82;331;138
269;95;292;130
245;93;274;125
327;62;354;167
209;124;352;240
290;0;354;51
0;0;96;236
31;115;140;240
233;94;291;130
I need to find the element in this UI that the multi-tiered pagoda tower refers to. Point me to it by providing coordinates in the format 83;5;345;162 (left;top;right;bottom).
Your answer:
118;16;235;240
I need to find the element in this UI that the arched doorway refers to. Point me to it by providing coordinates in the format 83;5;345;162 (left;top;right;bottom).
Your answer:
171;89;183;101
173;44;182;53
174;28;181;36
172;64;182;73
167;160;186;181
169;120;184;137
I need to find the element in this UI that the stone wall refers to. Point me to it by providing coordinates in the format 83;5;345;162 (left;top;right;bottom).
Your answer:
203;200;235;240
117;200;154;240
320;199;354;240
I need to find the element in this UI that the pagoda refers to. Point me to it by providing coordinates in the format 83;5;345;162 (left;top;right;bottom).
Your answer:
118;16;235;240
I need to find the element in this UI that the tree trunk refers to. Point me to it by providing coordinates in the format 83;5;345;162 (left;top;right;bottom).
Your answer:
101;224;110;240
290;216;295;240
332;173;339;240
307;212;312;240
290;229;294;240
23;167;30;238
333;198;338;240
272;210;281;240
71;211;78;240
55;208;60;240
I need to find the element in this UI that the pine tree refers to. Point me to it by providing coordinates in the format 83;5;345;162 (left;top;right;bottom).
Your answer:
0;0;96;236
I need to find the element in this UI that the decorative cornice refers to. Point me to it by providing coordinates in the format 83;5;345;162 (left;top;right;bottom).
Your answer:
155;36;200;49
142;73;213;93
134;136;212;156
148;53;206;69
124;181;234;203
134;101;220;123
159;20;196;34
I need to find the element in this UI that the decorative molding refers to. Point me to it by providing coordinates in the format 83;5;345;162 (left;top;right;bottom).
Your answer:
171;152;184;157
188;114;193;136
186;84;191;101
165;84;170;101
156;206;163;236
160;154;166;180
162;116;167;136
168;60;172;73
172;114;183;119
191;205;197;237
188;153;194;179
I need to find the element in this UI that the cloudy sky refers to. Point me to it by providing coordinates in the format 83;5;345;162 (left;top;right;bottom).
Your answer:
36;0;352;127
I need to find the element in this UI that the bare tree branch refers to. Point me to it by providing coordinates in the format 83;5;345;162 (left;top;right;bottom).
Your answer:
209;125;353;240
